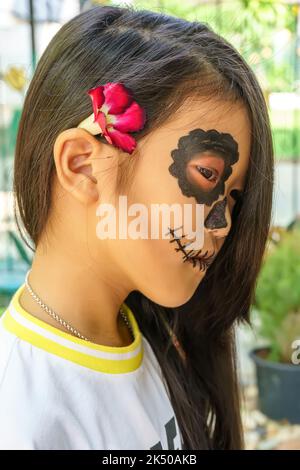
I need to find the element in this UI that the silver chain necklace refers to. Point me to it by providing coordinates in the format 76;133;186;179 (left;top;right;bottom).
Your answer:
24;270;134;343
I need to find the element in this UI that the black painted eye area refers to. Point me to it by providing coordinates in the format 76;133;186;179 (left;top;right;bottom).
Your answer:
168;128;240;206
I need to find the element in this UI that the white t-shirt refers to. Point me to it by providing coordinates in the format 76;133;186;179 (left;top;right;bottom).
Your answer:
0;283;183;450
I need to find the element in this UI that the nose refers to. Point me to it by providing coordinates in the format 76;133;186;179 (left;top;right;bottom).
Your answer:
204;196;232;240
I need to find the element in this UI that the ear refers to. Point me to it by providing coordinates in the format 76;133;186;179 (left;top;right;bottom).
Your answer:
53;128;118;205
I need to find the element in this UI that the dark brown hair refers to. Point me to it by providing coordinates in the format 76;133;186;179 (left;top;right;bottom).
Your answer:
13;4;274;449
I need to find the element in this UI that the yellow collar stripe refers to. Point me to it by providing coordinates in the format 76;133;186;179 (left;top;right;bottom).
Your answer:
11;284;142;354
2;284;144;374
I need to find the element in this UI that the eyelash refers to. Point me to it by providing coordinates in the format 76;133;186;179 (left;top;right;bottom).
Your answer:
196;166;218;183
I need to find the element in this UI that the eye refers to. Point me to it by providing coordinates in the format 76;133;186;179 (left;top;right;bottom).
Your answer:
196;166;218;183
186;155;224;192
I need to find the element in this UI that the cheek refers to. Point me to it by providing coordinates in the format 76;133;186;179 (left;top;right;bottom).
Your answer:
127;157;172;205
130;166;190;211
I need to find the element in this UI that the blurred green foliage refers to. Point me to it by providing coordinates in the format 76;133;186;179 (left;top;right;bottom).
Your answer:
135;0;296;92
254;228;300;362
0;109;21;158
273;128;300;161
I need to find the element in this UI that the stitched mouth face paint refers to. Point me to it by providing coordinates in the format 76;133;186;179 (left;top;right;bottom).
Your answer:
166;225;216;272
168;128;239;206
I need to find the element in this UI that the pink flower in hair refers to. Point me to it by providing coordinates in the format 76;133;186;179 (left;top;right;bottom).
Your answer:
78;82;146;155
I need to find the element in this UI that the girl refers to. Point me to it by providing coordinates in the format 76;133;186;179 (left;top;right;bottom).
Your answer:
0;4;274;450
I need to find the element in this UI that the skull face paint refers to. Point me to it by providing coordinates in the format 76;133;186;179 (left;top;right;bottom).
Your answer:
168;128;239;207
204;197;228;230
167;128;242;267
166;225;216;272
203;190;244;231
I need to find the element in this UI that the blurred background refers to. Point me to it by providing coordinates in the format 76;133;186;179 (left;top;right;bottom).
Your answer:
0;0;300;450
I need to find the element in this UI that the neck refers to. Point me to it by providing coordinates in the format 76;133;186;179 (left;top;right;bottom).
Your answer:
19;244;134;347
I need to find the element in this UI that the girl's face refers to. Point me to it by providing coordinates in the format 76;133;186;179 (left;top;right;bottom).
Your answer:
95;97;251;307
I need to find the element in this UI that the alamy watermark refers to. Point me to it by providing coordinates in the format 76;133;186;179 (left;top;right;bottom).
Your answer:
291;340;300;365
95;195;205;250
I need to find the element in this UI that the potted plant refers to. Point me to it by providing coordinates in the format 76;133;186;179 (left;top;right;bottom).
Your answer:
250;227;300;423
